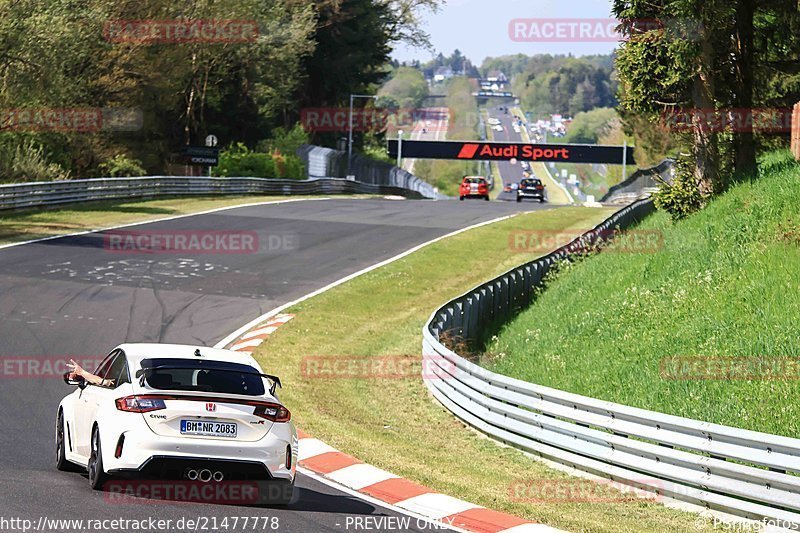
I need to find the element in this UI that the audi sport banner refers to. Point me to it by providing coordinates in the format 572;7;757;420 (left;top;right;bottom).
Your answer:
387;140;636;165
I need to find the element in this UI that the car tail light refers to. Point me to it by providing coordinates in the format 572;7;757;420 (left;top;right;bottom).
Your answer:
285;445;293;469
115;395;167;413
252;402;291;423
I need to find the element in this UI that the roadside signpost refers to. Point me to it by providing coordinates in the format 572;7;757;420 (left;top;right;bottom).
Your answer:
181;146;220;166
397;130;404;168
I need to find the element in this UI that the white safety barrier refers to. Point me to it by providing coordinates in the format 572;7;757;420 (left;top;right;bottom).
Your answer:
0;175;432;211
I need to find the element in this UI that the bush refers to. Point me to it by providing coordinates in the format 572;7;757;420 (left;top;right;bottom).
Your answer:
216;125;308;180
261;125;307;180
214;143;276;178
98;154;146;177
653;156;706;220
261;124;308;157
0;139;70;183
271;152;305;180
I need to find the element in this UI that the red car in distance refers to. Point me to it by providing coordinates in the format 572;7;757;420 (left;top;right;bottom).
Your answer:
459;176;490;201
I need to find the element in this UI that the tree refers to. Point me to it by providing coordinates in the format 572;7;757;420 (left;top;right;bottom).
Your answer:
564;108;619;144
614;0;800;214
378;66;429;108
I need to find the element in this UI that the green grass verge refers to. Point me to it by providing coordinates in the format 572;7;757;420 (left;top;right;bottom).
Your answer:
0;195;350;246
253;206;709;532
488;150;800;438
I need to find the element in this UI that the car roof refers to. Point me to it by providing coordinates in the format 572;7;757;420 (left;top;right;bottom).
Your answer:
116;343;262;371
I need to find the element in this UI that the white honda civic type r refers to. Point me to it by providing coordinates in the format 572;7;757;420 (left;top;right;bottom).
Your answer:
55;343;298;505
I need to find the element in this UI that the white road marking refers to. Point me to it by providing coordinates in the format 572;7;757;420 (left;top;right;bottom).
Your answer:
0;198;331;251
395;493;478;520
326;463;399;490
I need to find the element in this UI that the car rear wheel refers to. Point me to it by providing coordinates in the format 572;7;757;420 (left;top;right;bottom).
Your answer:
88;427;109;490
484;195;490;201
516;196;522;203
459;196;464;201
56;411;79;472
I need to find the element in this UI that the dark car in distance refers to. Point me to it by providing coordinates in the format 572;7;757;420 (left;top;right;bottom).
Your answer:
517;178;546;203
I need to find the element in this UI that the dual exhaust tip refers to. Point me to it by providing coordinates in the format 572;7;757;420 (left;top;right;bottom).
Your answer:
186;468;224;482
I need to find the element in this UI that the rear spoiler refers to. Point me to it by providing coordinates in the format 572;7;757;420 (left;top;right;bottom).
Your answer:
135;366;282;395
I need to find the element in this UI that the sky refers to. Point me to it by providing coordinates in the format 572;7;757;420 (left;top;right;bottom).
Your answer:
392;0;619;66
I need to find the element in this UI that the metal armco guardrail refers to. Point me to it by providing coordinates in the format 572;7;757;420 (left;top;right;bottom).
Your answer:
0;176;431;211
600;159;674;204
422;199;800;527
297;144;443;199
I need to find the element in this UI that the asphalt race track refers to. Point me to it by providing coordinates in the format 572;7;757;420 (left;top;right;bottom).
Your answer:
487;105;548;204
0;197;553;532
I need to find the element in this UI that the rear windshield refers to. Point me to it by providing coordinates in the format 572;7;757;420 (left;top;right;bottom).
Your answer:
521;179;542;187
463;177;485;184
139;358;265;396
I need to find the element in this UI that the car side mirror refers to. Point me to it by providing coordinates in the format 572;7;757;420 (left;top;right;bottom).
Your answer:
63;372;86;389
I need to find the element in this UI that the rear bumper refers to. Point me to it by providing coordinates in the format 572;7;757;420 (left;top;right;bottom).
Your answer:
110;455;274;479
518;190;545;198
105;456;295;505
104;420;297;483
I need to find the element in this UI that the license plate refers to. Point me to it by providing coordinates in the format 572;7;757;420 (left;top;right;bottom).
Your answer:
470;185;478;192
180;419;237;438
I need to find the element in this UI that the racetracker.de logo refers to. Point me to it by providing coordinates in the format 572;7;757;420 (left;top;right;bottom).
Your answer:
661;108;792;134
509;229;664;254
103;480;262;505
300;107;454;133
509;18;700;43
659;356;800;381
103;19;259;44
509;479;662;503
300;355;456;380
510;18;620;42
0;108;142;133
103;231;263;255
1;357;103;379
